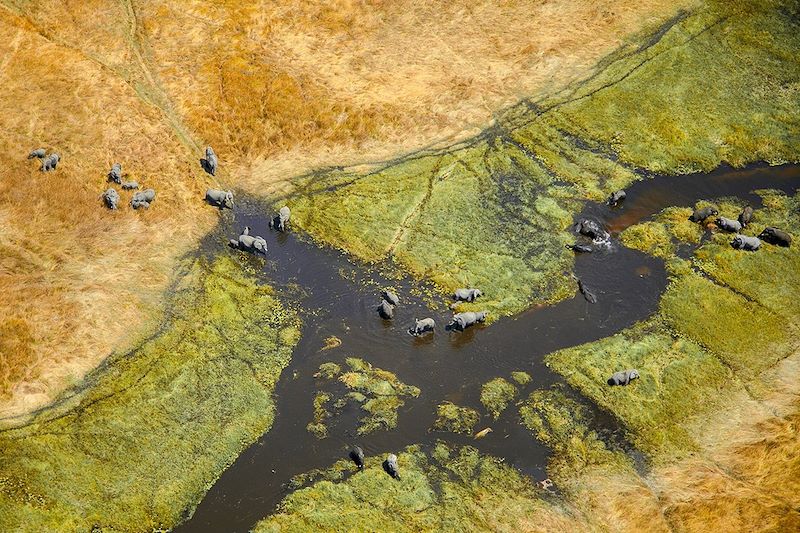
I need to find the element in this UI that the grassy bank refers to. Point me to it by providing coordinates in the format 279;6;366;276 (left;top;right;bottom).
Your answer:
0;257;300;531
284;0;800;318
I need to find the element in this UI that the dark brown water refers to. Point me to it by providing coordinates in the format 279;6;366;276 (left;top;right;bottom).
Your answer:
177;162;799;532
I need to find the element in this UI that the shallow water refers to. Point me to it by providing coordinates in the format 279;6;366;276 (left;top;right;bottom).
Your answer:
177;163;799;532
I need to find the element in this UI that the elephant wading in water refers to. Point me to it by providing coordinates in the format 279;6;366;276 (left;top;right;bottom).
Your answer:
607;189;626;207
205;189;234;209
377;300;395;320
270;206;291;232
575;219;609;242
409;317;435;336
608;369;640;386
449;311;487;331
229;226;267;254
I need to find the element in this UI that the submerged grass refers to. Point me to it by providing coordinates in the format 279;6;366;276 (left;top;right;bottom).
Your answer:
480;377;518;419
432;402;480;435
0;257;300;531
285;0;800;318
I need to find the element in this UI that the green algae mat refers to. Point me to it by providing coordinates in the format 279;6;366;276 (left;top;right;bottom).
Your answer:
285;1;800;318
0;257;300;531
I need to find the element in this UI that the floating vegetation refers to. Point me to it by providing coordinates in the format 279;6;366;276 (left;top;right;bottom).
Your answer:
480;377;518;419
510;371;532;385
0;257;301;531
320;335;342;351
432;402;480;435
284;1;800;318
310;358;420;436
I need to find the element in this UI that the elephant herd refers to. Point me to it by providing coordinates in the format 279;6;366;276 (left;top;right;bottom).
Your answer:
689;204;792;250
374;287;489;336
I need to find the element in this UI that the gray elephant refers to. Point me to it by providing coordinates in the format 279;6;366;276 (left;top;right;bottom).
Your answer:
382;290;400;306
608;189;626;207
40;153;60;172
108;163;122;184
349;446;365;470
27;148;46;159
453;288;482;302
759;227;792;247
409;317;435;336
377;300;395;320
205;188;234;209
201;146;218;176
450;311;487;331
575;219;608;241
131;188;156;209
738;206;753;227
608;369;640;386
230;226;267;254
566;243;593;253
715;217;742;233
121;181;139;190
576;278;597;304
270;206;291;231
731;234;760;251
102;188;120;209
689;206;718;223
384;453;400;480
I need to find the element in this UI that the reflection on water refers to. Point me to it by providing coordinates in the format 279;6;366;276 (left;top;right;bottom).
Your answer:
178;163;799;533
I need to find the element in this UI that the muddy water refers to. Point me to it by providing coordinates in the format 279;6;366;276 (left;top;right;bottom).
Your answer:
178;163;799;532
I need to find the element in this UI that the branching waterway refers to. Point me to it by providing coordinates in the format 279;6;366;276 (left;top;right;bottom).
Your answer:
178;163;799;532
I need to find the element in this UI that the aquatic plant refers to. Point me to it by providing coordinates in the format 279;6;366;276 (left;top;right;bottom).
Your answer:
307;392;332;439
480;378;518;419
0;257;301;531
510;371;532;385
432;402;480;434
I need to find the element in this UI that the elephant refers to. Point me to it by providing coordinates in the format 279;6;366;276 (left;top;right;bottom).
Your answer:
575;219;609;241
715;217;742;233
384;454;400;480
349;446;365;470
738;206;753;227
205;188;234;209
270;206;291;231
689;206;718;223
377;300;395;319
108;163;122;184
577;278;597;304
27;148;46;159
382;290;400;306
121;181;139;190
453;288;482;302
40;153;60;172
201;146;218;176
409;317;435;336
131;189;156;209
731;234;760;251
102;188;120;209
230;226;268;254
759;227;792;247
608;369;640;386
449;311;487;331
608;189;627;207
566;243;593;253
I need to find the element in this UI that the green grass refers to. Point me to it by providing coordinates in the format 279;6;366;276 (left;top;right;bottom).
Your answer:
284;0;800;318
432;402;480;435
0;257;301;531
480;378;518;419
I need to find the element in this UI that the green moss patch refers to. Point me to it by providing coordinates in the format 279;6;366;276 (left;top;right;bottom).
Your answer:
432;402;480;435
511;371;532;385
620;221;674;259
480;378;518;419
0;257;301;531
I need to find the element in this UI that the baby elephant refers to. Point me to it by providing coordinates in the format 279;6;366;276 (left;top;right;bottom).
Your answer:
269;206;291;232
27;148;46;159
121;181;139;190
229;226;267;254
566;243;593;254
382;290;400;306
108;163;122;184
201;146;218;176
575;219;609;241
450;311;487;331
384;454;400;480
453;288;482;302
409;317;435;336
607;189;626;207
205;189;234;209
608;369;640;386
689;206;718;223
715;217;742;233
731;234;760;251
40;153;60;172
738;206;753;227
377;300;395;320
131;189;156;209
759;227;792;247
102;188;120;210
